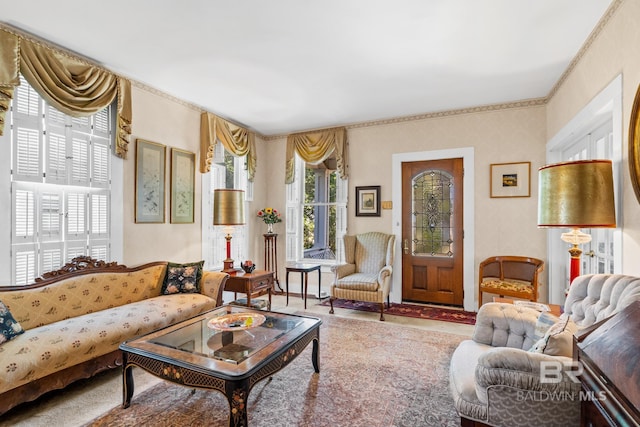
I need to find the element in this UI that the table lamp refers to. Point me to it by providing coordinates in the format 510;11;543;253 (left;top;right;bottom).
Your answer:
213;189;245;273
537;160;616;285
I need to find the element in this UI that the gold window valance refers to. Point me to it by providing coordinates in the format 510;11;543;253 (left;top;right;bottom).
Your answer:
200;112;256;181
285;126;348;184
0;28;132;158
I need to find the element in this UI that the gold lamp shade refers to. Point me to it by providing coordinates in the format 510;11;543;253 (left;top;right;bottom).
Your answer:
537;160;616;228
213;189;245;226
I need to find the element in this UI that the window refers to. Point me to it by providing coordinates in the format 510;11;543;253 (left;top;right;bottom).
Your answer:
561;120;616;275
202;143;250;270
287;154;347;263
5;76;114;286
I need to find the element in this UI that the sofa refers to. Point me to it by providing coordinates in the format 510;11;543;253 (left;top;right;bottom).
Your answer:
449;274;640;427
0;256;229;415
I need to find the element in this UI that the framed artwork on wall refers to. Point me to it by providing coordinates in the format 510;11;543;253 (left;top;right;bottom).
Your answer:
355;185;381;216
170;148;196;224
490;161;531;198
135;139;166;223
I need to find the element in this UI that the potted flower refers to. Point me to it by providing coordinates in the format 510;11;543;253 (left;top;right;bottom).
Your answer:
257;207;282;234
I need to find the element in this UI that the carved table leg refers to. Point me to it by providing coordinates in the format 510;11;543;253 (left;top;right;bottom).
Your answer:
312;336;320;373
122;353;134;408
226;379;250;427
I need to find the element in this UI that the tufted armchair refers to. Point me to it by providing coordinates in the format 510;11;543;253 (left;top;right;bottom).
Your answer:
449;274;640;427
329;231;395;321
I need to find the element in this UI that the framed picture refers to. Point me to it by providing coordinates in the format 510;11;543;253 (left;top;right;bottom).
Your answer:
170;148;196;223
490;162;531;198
135;139;166;223
356;186;381;216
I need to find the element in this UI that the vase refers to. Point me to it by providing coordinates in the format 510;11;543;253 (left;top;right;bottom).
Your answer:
266;223;274;234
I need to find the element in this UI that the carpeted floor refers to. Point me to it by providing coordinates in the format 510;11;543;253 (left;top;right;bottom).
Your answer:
84;312;465;427
321;299;476;325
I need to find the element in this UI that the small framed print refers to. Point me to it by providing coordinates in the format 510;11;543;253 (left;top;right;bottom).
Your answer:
490;162;531;198
356;186;381;216
170;148;196;223
135;139;166;223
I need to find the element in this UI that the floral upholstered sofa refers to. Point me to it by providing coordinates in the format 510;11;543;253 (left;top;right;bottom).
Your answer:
0;257;228;415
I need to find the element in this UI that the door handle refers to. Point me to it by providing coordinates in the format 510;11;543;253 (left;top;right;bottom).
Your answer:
403;239;409;254
585;250;596;258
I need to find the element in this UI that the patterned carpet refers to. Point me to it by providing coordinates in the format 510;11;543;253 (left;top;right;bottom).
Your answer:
321;299;476;325
84;313;466;427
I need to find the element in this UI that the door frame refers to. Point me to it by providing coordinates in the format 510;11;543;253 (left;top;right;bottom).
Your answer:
392;147;475;312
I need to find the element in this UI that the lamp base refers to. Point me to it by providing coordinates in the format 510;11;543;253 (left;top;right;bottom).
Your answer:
222;259;237;274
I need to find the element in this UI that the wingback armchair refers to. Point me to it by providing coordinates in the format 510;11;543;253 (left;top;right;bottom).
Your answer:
449;274;640;427
329;232;395;321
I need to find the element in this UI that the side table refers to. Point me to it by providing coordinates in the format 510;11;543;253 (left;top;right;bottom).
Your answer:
264;233;283;292
285;263;321;310
225;270;274;310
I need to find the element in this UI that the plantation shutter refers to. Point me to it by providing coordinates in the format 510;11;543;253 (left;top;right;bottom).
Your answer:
40;189;63;241
335;176;348;263
65;191;87;240
44;105;68;185
12;76;43;183
40;242;64;274
285;155;303;261
12;183;36;243
13;248;36;286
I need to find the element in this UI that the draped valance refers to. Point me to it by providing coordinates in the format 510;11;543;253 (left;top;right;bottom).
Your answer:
285;126;348;184
0;28;132;158
200;112;257;181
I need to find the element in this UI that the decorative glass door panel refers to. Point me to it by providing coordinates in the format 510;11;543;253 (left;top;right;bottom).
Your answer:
411;170;454;257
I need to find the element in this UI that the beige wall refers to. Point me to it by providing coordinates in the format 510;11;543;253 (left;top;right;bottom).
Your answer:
546;0;640;276
118;0;640;305
122;86;203;265
262;105;547;306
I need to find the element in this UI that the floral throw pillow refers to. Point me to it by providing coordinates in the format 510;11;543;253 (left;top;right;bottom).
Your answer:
162;261;204;295
0;300;24;345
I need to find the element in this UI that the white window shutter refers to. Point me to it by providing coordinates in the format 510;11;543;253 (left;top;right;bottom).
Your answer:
65;242;86;262
66;191;87;240
40;242;64;274
92;137;110;188
13;245;36;286
89;240;109;261
12;124;42;182
40;190;63;241
335;176;348;263
70;131;90;186
285;155;303;261
90;191;109;238
12;183;36;243
44;105;68;185
92;108;110;139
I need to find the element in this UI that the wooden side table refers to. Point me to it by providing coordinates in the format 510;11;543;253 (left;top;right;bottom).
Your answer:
492;297;562;317
285;263;321;310
224;270;274;310
264;233;283;292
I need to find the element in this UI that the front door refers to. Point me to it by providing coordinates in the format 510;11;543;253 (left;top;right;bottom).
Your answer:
401;158;464;306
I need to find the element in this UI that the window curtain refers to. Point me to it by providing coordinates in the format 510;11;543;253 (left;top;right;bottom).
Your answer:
200;112;256;182
0;28;132;158
285;126;348;184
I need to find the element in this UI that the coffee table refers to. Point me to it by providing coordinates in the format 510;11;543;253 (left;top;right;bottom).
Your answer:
120;305;321;427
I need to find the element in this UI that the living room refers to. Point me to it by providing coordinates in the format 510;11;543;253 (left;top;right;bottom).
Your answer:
1;1;640;426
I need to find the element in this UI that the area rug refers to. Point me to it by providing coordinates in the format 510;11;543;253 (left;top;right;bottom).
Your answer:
320;299;476;325
84;313;466;427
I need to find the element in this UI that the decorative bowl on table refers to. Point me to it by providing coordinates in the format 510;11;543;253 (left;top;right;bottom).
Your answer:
207;313;266;331
241;261;256;274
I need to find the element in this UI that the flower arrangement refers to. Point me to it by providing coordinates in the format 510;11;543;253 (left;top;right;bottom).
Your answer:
257;207;282;224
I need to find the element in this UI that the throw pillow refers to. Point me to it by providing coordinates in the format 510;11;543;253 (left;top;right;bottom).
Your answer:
533;311;560;341
162;260;204;295
529;314;578;357
0;300;24;345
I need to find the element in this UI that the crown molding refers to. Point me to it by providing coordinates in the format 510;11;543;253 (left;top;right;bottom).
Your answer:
547;0;623;100
262;98;547;141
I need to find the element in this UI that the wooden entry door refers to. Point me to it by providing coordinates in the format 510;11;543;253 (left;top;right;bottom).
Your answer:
401;158;464;306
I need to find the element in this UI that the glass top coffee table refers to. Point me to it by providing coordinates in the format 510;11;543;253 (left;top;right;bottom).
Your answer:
120;305;321;427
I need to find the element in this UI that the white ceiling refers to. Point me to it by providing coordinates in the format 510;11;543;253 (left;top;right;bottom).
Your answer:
2;0;613;136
